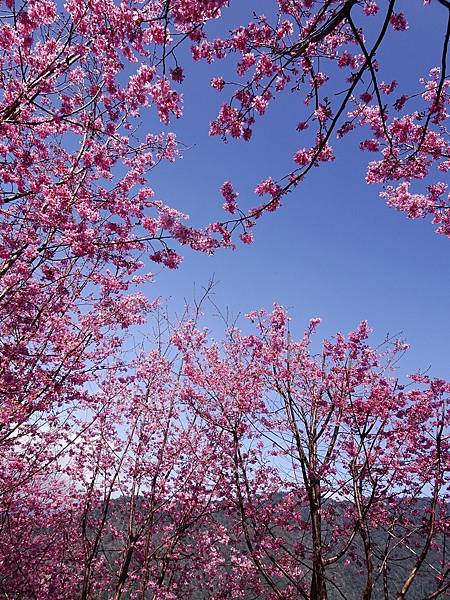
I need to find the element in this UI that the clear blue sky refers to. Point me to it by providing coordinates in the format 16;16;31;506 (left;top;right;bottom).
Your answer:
141;0;450;378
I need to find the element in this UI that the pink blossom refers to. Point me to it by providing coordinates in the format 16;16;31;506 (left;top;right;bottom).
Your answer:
360;92;373;104
221;181;239;213
363;1;379;15
380;80;398;95
390;13;408;31
170;66;185;83
360;139;380;152
252;95;268;115
150;248;183;269
296;121;309;131
240;232;253;244
211;77;225;90
314;104;332;122
150;77;183;124
293;149;311;166
255;177;281;198
237;53;256;76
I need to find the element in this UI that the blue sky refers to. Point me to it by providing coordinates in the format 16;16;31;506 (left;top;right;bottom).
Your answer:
140;0;450;378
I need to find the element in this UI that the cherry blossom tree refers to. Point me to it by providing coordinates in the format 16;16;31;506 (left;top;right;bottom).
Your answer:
0;3;233;595
0;1;449;598
0;347;230;599
1;305;448;598
174;306;450;600
203;0;450;239
0;0;235;548
1;1;448;477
